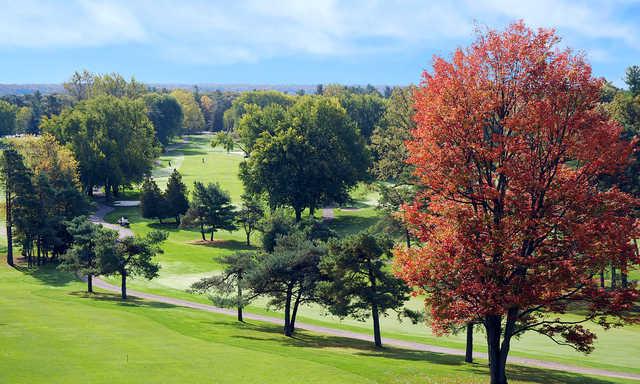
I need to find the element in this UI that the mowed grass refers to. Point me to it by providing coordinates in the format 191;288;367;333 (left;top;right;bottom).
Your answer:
153;134;245;201
1;264;637;384
96;134;640;376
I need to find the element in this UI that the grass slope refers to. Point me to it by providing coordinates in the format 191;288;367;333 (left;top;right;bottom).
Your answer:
0;264;635;384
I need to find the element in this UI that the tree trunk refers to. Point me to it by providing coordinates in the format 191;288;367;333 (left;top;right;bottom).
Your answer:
284;285;293;336
175;216;180;225
294;208;302;222
237;275;243;322
87;273;93;293
104;180;111;200
368;265;383;347
289;289;303;334
36;239;41;266
372;302;382;347
200;223;206;241
5;188;13;266
611;266;616;289
621;271;628;288
485;315;508;384
600;269;605;288
465;322;474;363
210;230;215;241
246;231;251;246
121;269;127;300
405;228;411;248
159;217;163;224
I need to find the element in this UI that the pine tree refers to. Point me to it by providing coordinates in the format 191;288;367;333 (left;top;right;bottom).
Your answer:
140;177;168;223
0;147;32;266
236;193;263;246
165;169;189;224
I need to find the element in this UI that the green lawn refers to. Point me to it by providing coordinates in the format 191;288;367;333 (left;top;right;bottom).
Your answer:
152;134;245;202
1;263;636;384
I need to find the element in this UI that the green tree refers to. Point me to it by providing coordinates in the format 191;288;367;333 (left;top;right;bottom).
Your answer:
205;91;236;131
181;182;237;241
625;65;640;96
191;251;256;322
223;90;293;131
14;107;32;134
165;169;189;224
339;93;387;140
63;70;95;101
0;100;16;136
143;93;184;146
370;86;417;247
212;102;288;156
0;147;33;265
240;96;370;221
140;177;168;223
248;231;325;336
59;217;115;292
6;135;89;264
100;231;167;300
170;89;205;132
318;232;410;347
92;73;147;98
259;209;295;252
41;95;160;197
236;193;264;246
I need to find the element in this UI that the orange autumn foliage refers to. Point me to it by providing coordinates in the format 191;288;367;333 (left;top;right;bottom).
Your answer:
393;21;640;383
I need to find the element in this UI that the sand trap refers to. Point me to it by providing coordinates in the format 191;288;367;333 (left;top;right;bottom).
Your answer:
112;200;140;207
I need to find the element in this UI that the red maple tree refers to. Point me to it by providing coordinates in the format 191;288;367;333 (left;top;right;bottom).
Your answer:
393;22;640;384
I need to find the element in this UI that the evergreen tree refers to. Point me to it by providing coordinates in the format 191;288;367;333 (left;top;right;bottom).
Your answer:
181;182;237;241
59;217;115;292
625;65;640;96
191;251;256;322
236;193;263;246
248;231;325;336
0;100;16;136
0;147;32;265
165;169;189;224
100;231;167;300
140;177;168;223
318;232;410;347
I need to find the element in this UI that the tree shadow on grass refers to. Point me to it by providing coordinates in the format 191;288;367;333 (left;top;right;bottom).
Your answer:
223;321;624;384
69;290;177;310
147;222;181;231
328;215;379;236
187;239;256;251
16;263;76;287
499;365;623;384
230;327;465;366
180;148;209;157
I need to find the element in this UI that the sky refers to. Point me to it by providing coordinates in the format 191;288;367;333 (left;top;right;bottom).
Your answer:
0;0;639;87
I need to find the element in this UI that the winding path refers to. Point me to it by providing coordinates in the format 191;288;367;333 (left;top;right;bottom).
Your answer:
89;203;133;239
90;204;640;382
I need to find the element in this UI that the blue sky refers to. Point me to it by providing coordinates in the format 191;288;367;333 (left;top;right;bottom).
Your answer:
1;0;639;87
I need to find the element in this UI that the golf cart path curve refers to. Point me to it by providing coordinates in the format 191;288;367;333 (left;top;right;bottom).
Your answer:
90;204;640;382
90;203;134;239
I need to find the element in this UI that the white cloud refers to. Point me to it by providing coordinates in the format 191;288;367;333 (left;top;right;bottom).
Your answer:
0;0;637;65
0;0;147;48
